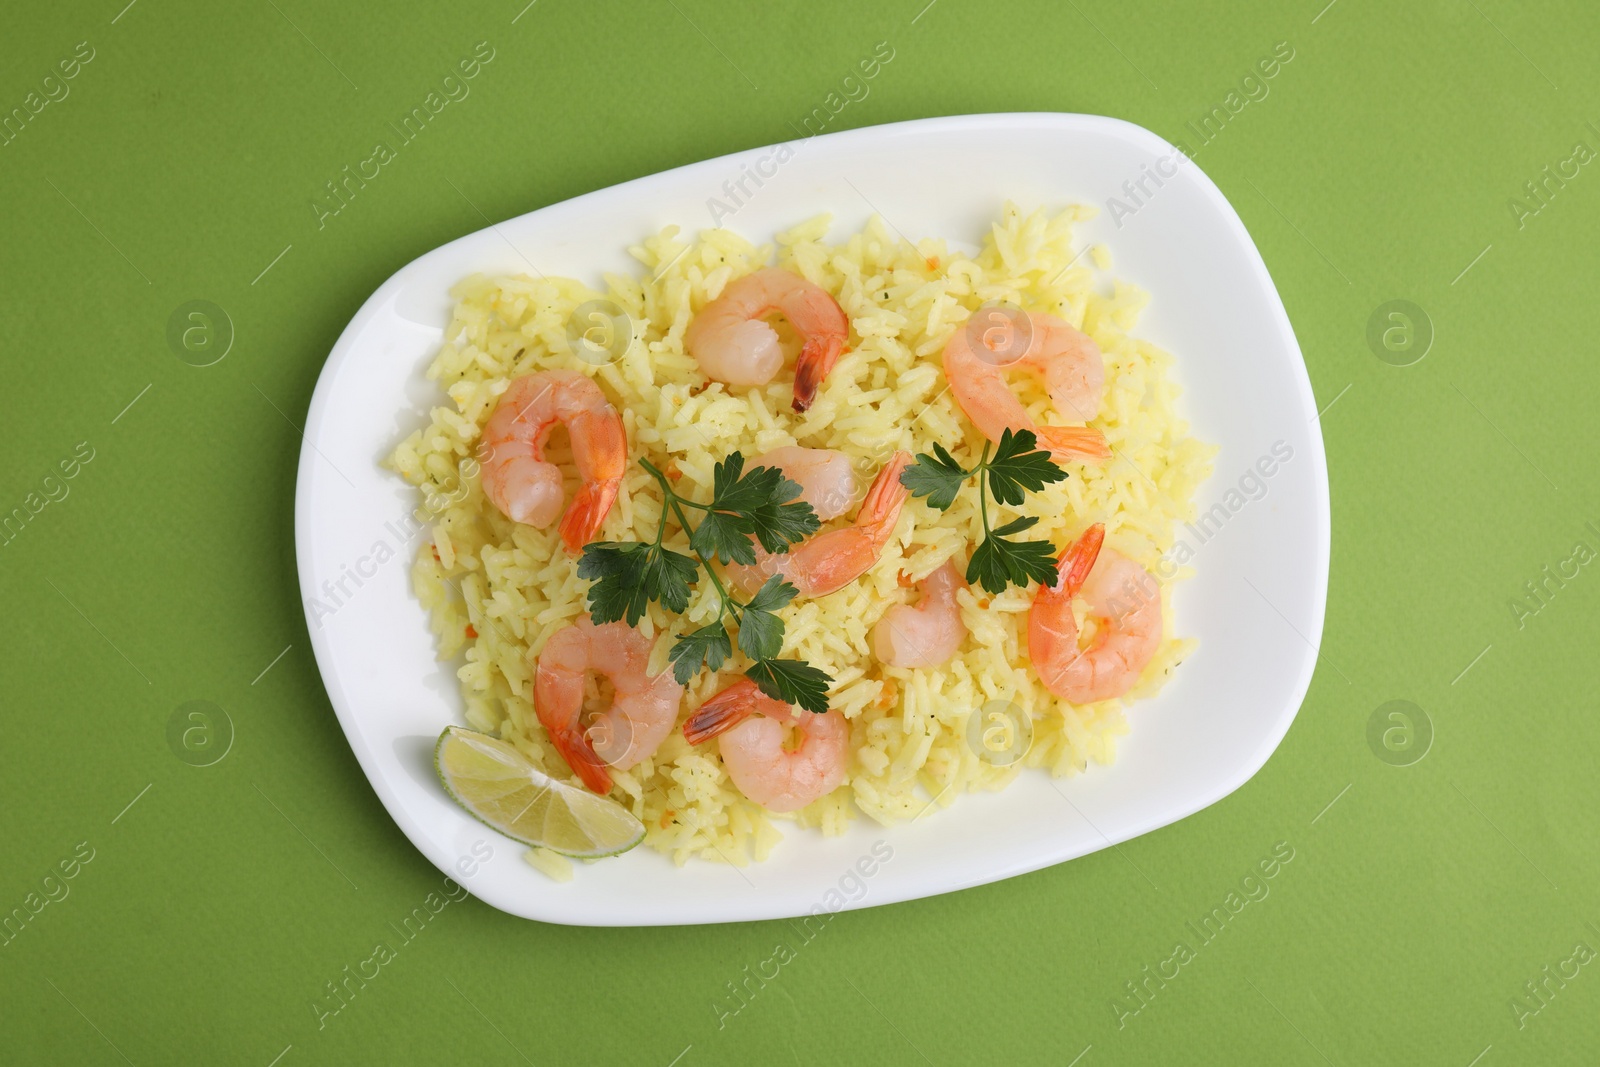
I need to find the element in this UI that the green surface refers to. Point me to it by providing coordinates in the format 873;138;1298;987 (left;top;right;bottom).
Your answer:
3;0;1598;1063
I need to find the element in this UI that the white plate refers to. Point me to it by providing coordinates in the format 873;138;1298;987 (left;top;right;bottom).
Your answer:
295;113;1329;926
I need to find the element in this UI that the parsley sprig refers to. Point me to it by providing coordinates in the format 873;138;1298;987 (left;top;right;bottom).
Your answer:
577;454;834;713
899;428;1069;594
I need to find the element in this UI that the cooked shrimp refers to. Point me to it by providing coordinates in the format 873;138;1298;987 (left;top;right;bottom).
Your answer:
532;616;684;794
943;310;1112;463
681;679;848;813
685;268;849;412
872;561;966;668
727;451;912;598
728;446;856;593
479;370;627;552
1028;524;1163;703
752;445;856;520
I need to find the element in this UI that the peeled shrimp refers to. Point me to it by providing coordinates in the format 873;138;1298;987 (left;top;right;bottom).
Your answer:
532;617;684;794
727;451;912;598
727;446;856;593
681;679;848;813
872;561;966;668
479;370;627;552
943;310;1112;463
752;445;856;520
685;268;849;411
1028;524;1163;704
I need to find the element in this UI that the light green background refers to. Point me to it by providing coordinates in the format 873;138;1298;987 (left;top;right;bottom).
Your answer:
4;1;1598;1063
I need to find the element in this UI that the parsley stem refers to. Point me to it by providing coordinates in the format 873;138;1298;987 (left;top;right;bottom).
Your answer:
673;494;743;625
638;457;743;630
637;459;672;548
973;441;993;537
638;457;712;510
636;457;672;498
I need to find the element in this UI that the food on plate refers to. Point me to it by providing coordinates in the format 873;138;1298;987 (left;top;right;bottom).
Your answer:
532;617;683;795
434;725;646;858
722;450;912;599
478;369;626;551
747;445;856;520
942;309;1113;463
1028;523;1165;704
871;560;966;669
682;678;849;813
685;266;848;411
386;203;1215;872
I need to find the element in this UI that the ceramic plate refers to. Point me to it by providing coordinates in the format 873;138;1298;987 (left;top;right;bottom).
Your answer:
295;112;1330;926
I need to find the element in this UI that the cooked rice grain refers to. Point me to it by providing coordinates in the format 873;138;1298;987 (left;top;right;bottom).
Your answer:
386;203;1215;869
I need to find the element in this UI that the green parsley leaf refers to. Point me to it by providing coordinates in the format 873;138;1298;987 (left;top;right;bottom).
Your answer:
576;542;648;624
574;540;635;582
985;428;1068;506
705;452;764;513
582;455;833;706
577;541;697;625
691;455;819;560
990;515;1041;537
669;623;733;685
745;657;832;714
643;545;699;614
727;458;819;554
690;509;759;565
737;609;784;661
746;576;799;614
967;516;1061;594
900;431;1070;595
899;442;968;510
747;490;820;554
735;576;798;661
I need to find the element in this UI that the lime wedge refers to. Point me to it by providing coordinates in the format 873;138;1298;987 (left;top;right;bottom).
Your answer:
434;726;645;858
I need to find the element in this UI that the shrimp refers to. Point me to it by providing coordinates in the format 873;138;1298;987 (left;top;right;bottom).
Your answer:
751;446;856;521
1028;524;1164;704
943;310;1112;463
724;446;856;594
479;370;627;552
685;267;849;412
727;451;912;598
681;679;848;813
532;616;684;794
872;561;967;668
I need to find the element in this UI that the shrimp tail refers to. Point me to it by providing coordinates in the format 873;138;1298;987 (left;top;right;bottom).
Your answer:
1054;523;1105;596
549;728;614;795
791;336;847;412
860;451;913;530
683;681;758;745
1038;425;1112;463
558;479;620;552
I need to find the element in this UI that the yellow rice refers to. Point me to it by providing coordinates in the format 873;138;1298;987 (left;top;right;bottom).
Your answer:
386;203;1216;869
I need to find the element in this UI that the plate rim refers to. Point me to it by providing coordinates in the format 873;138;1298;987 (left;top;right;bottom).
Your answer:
294;110;1330;926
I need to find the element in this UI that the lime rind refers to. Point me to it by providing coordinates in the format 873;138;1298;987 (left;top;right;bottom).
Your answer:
433;726;645;859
